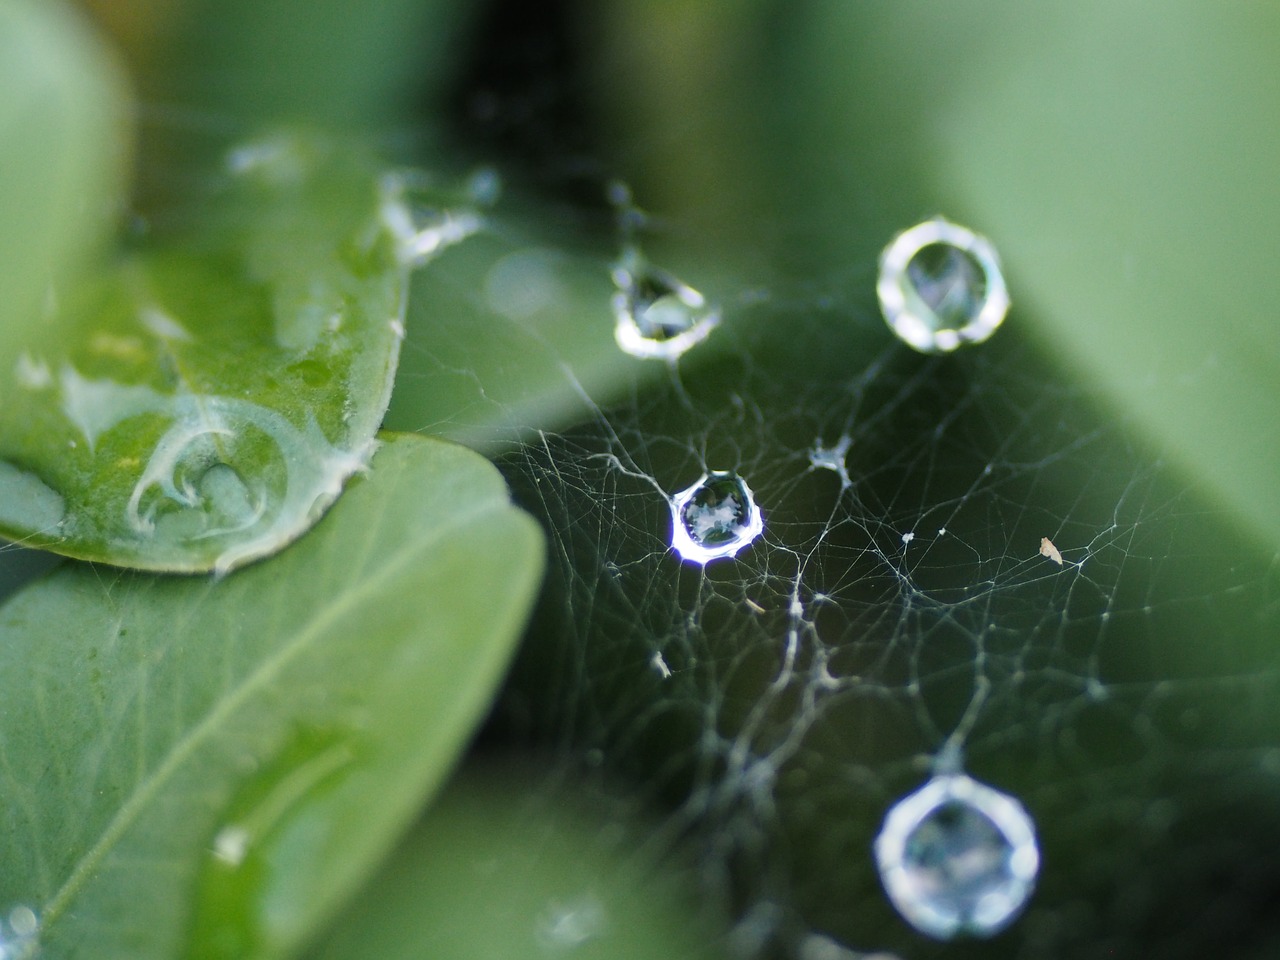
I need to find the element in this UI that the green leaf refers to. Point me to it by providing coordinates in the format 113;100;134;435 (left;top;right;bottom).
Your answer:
0;0;129;362
0;433;543;960
0;132;414;573
145;0;478;129
930;3;1280;551
306;763;725;960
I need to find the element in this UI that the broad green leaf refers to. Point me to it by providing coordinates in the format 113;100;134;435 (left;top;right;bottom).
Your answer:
931;3;1280;551
0;433;544;960
0;132;416;573
137;0;478;129
306;763;725;960
0;0;129;361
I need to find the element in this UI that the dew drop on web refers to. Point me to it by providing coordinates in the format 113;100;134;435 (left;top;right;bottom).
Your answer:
611;252;720;361
877;218;1010;353
873;774;1038;940
669;471;763;564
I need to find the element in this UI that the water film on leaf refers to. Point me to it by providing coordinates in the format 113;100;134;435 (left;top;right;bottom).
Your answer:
0;132;418;573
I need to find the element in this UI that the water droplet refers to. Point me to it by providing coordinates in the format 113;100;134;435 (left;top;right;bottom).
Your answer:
874;774;1038;940
6;909;36;941
189;731;360;958
669;471;763;564
877;219;1009;353
0;905;39;960
612;251;720;360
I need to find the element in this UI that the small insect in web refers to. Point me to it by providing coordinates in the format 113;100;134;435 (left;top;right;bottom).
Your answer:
1039;537;1064;566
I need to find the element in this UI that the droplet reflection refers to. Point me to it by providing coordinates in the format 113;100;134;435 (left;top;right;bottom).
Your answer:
670;471;763;564
0;905;39;960
874;774;1038;940
612;251;720;360
877;219;1009;353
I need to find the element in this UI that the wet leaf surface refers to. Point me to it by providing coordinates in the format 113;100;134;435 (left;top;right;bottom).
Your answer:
0;132;410;573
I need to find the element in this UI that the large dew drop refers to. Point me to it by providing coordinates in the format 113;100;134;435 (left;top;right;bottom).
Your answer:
873;774;1038;940
877;219;1009;353
612;251;720;360
669;471;763;564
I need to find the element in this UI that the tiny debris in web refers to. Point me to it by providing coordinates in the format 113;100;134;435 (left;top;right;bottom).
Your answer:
1039;537;1063;566
651;652;673;679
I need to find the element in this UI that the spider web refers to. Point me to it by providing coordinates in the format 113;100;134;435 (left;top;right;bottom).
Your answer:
392;186;1280;959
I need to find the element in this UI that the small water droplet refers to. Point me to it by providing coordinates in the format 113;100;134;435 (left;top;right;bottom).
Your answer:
874;774;1038;940
0;905;39;960
612;251;720;360
6;909;36;940
669;471;763;564
877;219;1009;353
189;731;360;958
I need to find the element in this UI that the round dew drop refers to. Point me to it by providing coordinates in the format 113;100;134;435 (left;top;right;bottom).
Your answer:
669;471;763;564
873;774;1038;940
877;218;1010;353
612;259;720;360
